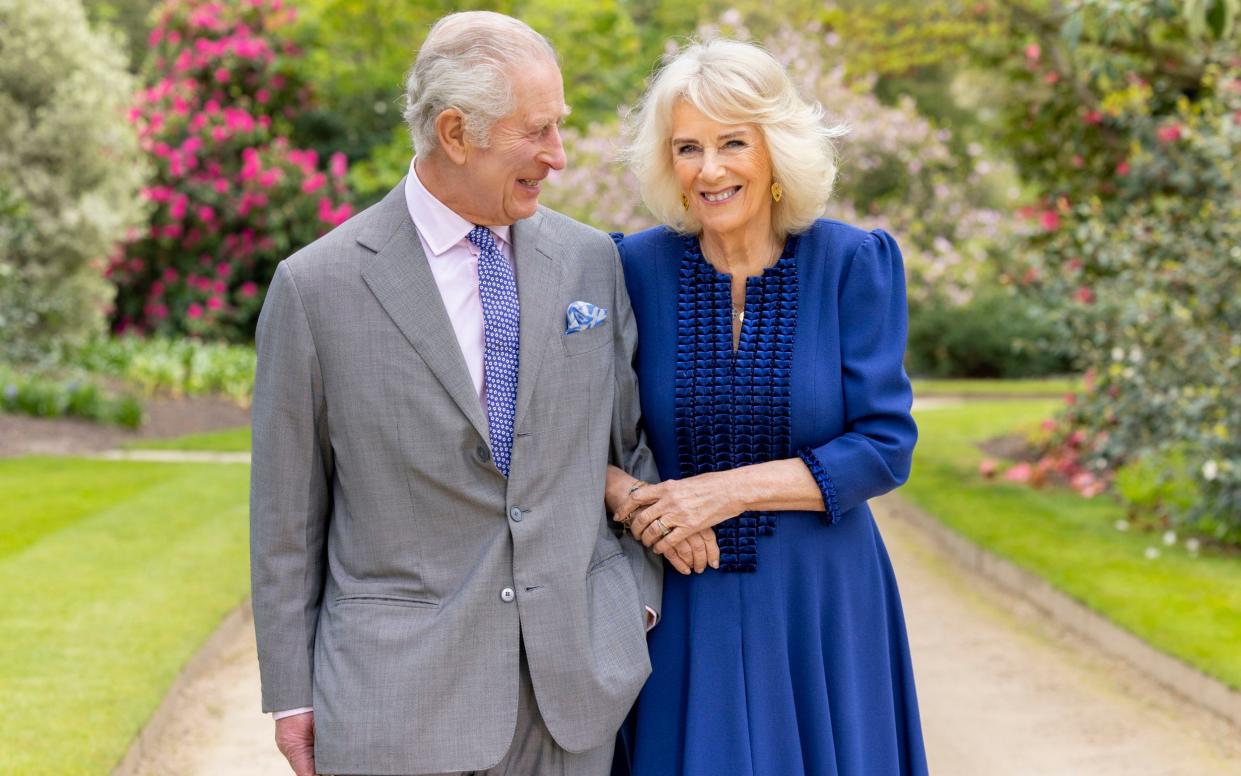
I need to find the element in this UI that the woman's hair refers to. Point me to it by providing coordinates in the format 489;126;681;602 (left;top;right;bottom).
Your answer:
403;12;557;155
624;38;845;237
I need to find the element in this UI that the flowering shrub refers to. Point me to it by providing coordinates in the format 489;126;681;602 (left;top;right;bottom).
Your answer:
109;0;353;341
542;15;1016;313
0;0;148;363
982;1;1241;540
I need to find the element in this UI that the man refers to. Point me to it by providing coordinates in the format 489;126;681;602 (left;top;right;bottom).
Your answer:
251;12;694;776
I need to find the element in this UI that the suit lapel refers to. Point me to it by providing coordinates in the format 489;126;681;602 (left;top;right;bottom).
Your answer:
358;181;490;444
512;211;562;433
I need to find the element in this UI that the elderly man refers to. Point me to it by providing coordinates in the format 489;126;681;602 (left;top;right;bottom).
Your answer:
250;11;689;776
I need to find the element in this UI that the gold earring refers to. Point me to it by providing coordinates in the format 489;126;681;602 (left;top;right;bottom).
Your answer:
771;182;783;203
681;193;689;210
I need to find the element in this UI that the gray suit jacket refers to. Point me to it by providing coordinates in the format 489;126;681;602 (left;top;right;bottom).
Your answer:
250;180;662;775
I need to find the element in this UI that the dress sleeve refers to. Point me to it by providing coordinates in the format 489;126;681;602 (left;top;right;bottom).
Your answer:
796;229;917;525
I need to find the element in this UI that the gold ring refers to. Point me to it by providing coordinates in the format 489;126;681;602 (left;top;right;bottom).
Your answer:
655;518;673;537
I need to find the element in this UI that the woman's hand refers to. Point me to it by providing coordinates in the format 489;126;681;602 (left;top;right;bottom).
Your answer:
606;466;718;573
617;472;746;557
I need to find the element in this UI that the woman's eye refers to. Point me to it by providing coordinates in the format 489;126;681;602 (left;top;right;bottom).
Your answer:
676;144;700;155
724;139;747;149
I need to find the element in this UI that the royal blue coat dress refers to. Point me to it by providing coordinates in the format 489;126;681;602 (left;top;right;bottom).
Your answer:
612;220;928;776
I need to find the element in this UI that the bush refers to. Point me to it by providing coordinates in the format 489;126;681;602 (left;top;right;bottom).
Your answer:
907;288;1073;378
108;0;353;341
0;0;149;363
73;336;256;403
979;0;1241;538
0;366;144;429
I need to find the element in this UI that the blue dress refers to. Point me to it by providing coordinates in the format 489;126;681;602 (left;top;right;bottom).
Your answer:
613;221;928;776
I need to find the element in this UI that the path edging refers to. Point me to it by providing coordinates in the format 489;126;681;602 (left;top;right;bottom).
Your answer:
880;492;1241;731
112;599;254;776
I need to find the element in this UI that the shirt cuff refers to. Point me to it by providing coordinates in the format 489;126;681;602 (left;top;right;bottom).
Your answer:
645;605;659;631
272;707;313;720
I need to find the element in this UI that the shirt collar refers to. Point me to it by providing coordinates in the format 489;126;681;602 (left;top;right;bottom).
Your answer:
405;158;511;257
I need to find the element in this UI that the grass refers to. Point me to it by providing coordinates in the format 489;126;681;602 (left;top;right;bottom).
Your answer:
125;424;251;452
904;400;1241;690
912;376;1079;396
0;456;250;774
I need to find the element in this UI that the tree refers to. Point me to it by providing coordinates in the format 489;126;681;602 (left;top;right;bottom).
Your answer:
0;0;149;362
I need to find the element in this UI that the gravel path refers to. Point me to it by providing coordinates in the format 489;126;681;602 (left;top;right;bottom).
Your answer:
120;495;1241;775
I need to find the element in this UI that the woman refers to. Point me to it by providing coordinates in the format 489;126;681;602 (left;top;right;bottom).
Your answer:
603;39;929;775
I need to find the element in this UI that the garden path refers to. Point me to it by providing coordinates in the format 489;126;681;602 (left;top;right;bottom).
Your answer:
120;491;1241;775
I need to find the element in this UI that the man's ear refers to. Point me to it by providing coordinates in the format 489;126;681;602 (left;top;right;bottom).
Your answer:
435;108;469;165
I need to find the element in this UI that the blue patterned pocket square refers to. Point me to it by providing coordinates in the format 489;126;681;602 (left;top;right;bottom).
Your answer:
564;300;608;334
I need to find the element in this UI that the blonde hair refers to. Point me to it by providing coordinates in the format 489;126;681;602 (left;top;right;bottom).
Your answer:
625;38;845;237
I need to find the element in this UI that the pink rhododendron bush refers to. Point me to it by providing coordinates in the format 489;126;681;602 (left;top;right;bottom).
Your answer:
982;1;1240;540
109;0;353;340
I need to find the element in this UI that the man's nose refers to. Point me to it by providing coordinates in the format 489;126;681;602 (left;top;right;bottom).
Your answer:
541;126;567;171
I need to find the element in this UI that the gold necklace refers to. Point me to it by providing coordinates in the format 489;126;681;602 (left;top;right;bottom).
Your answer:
721;241;782;325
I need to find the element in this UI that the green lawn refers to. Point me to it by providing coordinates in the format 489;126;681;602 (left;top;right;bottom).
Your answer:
0;456;250;774
904;400;1241;689
125;424;251;452
912;376;1079;396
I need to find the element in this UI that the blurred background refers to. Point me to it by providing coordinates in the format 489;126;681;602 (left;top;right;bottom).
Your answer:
1;0;1238;773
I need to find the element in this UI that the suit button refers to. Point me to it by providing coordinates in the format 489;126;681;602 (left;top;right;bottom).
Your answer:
500;587;515;603
477;445;491;463
509;506;522;522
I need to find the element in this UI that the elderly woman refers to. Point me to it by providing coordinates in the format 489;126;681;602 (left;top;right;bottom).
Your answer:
603;39;928;775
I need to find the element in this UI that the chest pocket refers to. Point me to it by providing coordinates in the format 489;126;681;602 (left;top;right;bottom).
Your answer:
561;322;611;357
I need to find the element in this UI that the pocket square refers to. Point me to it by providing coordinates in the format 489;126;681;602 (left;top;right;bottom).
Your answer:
564;300;608;334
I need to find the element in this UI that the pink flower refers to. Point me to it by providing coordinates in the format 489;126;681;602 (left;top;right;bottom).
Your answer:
1064;393;1077;406
197;205;216;223
258;169;281;187
978;459;998;478
329;151;348;178
214;68;231;84
169;195;188;220
1071;154;1084;168
217;263;232;278
301;172;326;194
1039;210;1060;231
240;281;259;297
1043;71;1060;85
1041;419;1056;432
187;303;204;319
207;296;224;311
1073;286;1095;304
1025;43;1040;62
1065;257;1083;272
1083;109;1103;125
1004;463;1032;483
213;279;227;294
214;179;230;193
212;126;230;143
164;268;179;283
1116;160;1130;176
255;88;270;104
1156;123;1182;144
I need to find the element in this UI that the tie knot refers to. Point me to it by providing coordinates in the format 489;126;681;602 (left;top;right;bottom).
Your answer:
467;225;496;253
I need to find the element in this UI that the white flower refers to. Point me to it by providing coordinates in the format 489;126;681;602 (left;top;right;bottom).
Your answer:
1202;460;1219;481
1114;519;1130;532
1129;346;1143;363
1112;347;1126;361
1186;538;1201;554
1162;530;1177;546
1144;547;1160;560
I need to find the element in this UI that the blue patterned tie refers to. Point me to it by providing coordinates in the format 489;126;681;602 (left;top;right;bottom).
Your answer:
468;226;520;477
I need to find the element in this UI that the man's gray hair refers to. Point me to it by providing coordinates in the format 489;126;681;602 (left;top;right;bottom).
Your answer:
403;12;557;154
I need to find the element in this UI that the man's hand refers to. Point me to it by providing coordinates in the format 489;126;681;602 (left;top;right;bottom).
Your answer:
275;711;316;776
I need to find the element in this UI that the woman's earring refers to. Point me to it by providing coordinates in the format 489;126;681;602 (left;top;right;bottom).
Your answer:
681;193;690;210
771;182;783;203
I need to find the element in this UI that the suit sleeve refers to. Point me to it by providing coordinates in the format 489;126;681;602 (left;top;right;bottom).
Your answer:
607;237;664;617
796;229;918;525
250;261;333;712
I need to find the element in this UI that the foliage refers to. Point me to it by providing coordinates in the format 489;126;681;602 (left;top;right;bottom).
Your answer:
0;365;143;428
83;0;162;67
0;456;250;774
907;288;1074;378
109;0;353;341
543;14;1016;313
978;0;1241;539
906;399;1241;690
0;0;149;363
288;0;719;202
73;336;256;403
